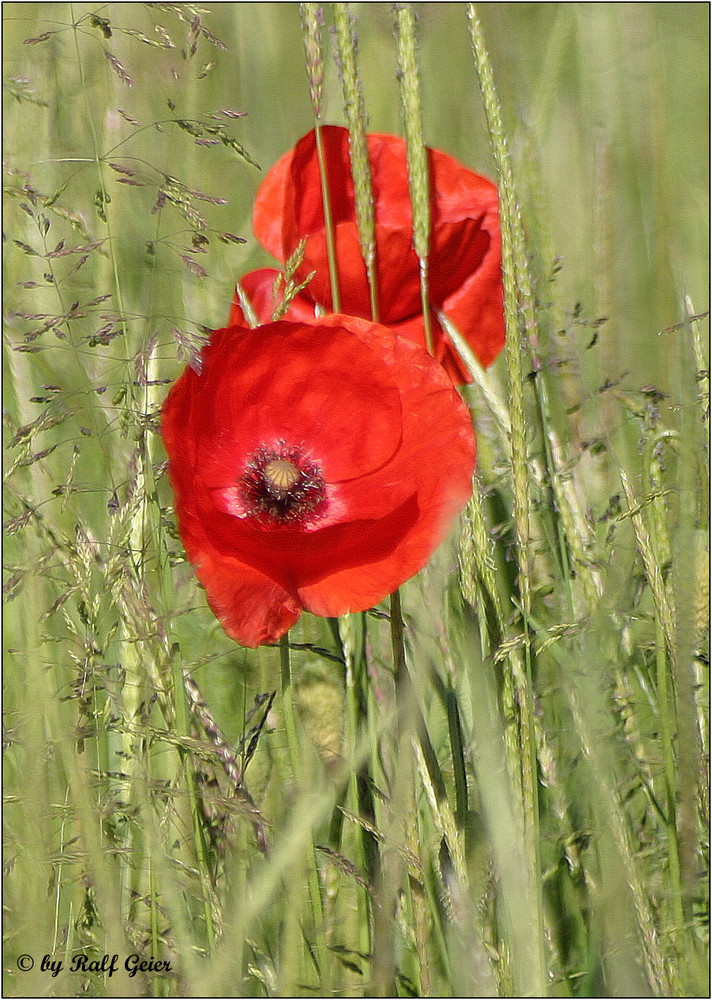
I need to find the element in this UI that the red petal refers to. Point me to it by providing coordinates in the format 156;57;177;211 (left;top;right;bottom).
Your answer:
298;326;475;611
391;311;471;384
197;553;301;648
252;149;292;262
186;322;404;491
439;223;506;370
174;502;301;647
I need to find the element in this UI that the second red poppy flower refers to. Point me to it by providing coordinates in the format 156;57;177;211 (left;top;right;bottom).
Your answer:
231;125;505;384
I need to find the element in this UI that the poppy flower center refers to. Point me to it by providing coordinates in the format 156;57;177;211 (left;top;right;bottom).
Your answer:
238;444;327;528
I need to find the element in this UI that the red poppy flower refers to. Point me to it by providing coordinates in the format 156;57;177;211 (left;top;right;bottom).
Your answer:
162;314;475;647
230;125;505;384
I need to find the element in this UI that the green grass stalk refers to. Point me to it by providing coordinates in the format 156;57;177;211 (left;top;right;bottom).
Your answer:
3;6;708;995
337;614;377;962
314;121;343;315
332;2;379;321
71;12;139;934
367;591;412;995
279;634;331;994
300;4;343;314
70;8;122;314
670;329;708;947
395;3;433;354
300;2;325;117
176;662;217;954
526;606;672;994
466;7;546;991
640;426;697;978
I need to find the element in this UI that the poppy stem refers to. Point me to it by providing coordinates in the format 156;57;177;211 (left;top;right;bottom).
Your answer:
388;589;465;996
313;120;342;314
370;589;410;995
366;255;380;324
390;588;406;683
335;613;380;964
278;632;332;992
279;631;293;698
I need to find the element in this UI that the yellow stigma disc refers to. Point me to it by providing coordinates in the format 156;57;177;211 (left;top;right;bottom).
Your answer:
264;458;300;492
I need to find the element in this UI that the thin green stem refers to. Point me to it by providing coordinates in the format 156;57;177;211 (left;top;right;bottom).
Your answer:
367;261;380;324
279;634;331;993
390;589;406;687
70;7;140;938
524;605;671;994
148;858;162;994
70;6;128;338
300;5;342;314
174;658;216;953
314;120;342;313
369;591;412;995
337;614;377;960
655;619;686;932
446;691;468;830
641;434;687;949
419;258;434;356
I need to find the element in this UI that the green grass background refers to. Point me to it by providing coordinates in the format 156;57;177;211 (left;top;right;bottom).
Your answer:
3;3;709;997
